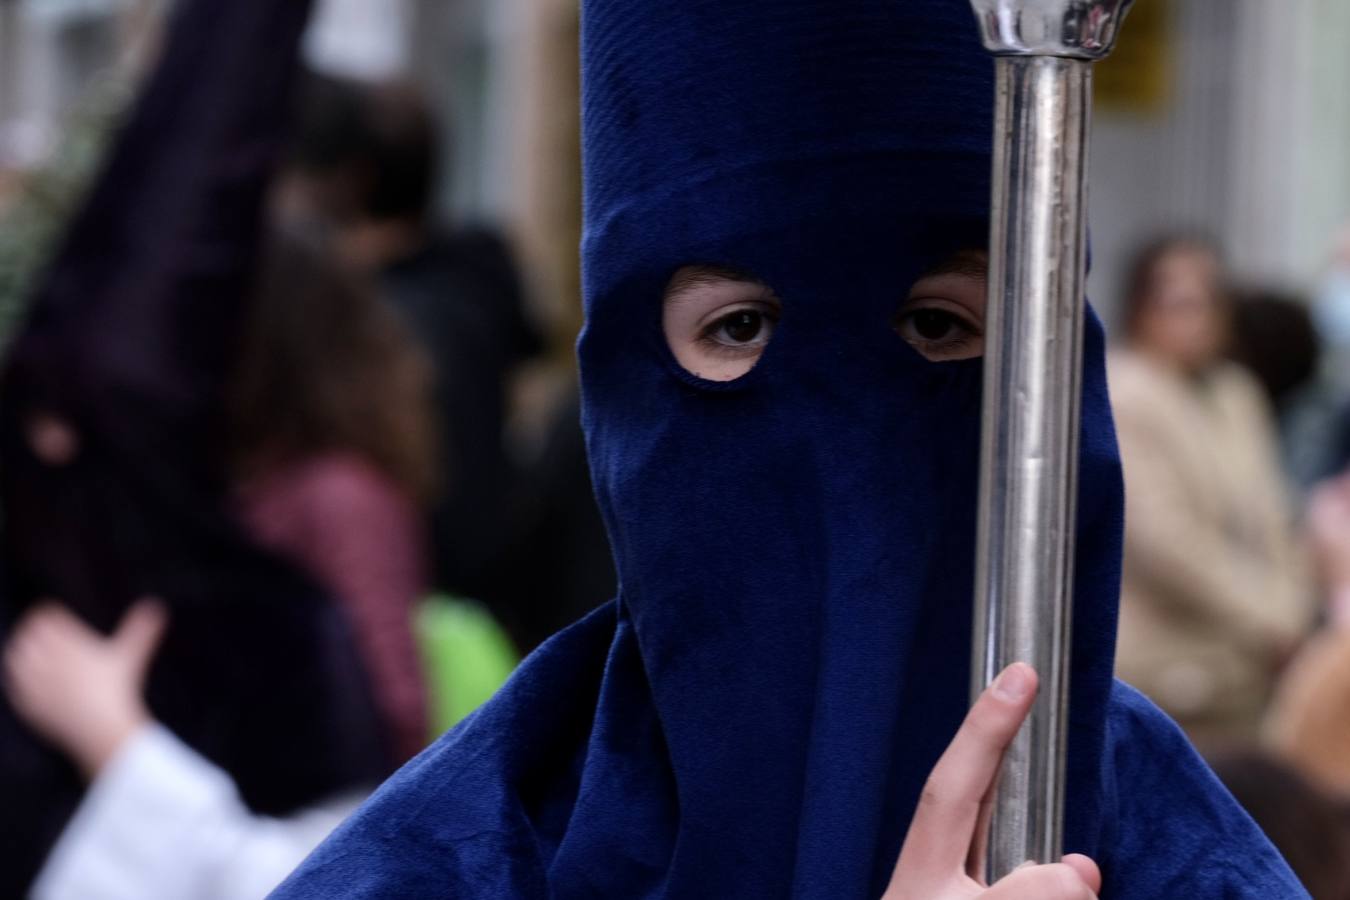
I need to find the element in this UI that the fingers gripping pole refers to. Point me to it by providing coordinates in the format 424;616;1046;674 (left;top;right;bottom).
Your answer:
966;0;1133;881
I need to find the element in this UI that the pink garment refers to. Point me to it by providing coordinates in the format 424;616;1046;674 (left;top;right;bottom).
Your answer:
236;453;429;763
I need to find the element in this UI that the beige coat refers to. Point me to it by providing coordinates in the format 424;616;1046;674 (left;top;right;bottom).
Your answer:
1110;349;1312;745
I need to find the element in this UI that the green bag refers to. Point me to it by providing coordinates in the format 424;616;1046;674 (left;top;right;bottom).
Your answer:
415;595;520;736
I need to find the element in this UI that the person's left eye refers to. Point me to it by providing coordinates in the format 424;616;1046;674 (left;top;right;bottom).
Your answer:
895;252;988;362
893;300;983;361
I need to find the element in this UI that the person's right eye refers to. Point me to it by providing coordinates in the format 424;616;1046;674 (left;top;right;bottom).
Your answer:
698;304;779;355
663;266;782;381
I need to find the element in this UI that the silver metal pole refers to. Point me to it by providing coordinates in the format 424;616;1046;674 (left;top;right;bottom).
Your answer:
966;0;1132;881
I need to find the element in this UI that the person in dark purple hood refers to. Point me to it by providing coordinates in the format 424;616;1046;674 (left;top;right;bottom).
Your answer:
0;1;392;894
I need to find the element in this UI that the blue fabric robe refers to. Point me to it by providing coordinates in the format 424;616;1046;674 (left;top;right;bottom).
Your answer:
273;0;1308;896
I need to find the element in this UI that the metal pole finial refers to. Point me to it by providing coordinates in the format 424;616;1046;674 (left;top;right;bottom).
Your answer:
969;0;1134;59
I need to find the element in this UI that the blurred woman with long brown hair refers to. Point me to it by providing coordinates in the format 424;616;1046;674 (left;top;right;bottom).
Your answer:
227;232;438;765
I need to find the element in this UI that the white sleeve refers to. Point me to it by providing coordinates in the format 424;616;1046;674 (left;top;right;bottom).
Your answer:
30;723;364;900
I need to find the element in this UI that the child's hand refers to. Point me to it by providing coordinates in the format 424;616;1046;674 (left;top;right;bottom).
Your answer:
3;599;168;779
882;664;1101;900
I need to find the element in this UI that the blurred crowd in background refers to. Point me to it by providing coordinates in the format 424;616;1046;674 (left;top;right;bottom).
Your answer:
3;0;1350;897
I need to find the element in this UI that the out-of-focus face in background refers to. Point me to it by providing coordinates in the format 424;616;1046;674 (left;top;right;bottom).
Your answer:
271;76;439;275
1131;243;1228;374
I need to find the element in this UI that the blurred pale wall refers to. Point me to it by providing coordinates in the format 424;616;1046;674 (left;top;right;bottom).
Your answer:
409;0;582;355
1089;0;1350;322
0;0;143;168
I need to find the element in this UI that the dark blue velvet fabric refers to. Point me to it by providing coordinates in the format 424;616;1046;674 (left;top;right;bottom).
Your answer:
273;1;1307;896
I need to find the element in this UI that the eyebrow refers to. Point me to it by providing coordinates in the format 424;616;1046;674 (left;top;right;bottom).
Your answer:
921;249;989;280
664;265;772;302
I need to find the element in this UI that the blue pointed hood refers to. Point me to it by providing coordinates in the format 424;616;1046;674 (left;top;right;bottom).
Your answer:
271;3;1308;897
575;0;1120;892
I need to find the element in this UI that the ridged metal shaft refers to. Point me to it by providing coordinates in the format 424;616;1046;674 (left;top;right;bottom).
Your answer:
972;54;1090;878
965;0;1132;882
